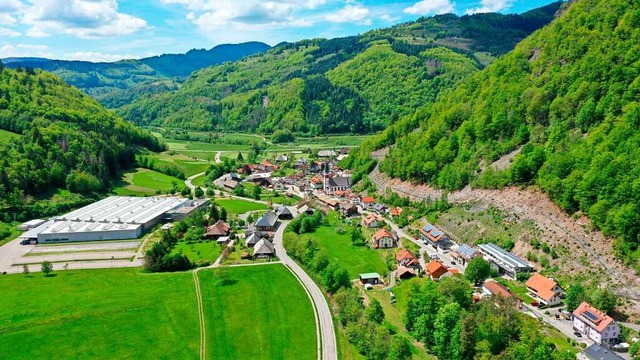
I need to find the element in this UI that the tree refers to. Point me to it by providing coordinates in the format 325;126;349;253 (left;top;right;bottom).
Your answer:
180;187;191;196
350;227;364;245
41;261;53;276
237;152;244;162
464;257;491;285
565;284;588;312
366;298;385;324
22;264;29;276
194;186;204;198
434;302;462;360
388;335;412;360
591;288;617;314
220;207;227;221
209;205;220;223
252;185;262;200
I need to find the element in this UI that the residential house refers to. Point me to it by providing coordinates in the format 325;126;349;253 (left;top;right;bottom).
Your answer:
372;203;388;215
325;176;351;195
204;220;230;240
347;193;361;205
359;273;382;285
260;160;277;172
341;203;358;217
390;207;403;217
396;249;421;272
477;243;533;279
525;273;564;307
316;194;339;210
293;158;308;171
577;344;624;360
318;150;336;158
482;280;522;307
245;232;262;248
573;302;620;345
275;205;294;220
362;214;383;228
372;228;397;249
361;196;375;209
339;147;350;155
256;210;278;232
253;239;275;258
223;179;239;190
451;244;481;267
275;155;288;163
308;162;323;174
310;176;324;190
397;266;416;279
426;260;449;281
419;222;453;250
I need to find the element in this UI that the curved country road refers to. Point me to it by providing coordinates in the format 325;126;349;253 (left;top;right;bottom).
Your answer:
274;219;338;360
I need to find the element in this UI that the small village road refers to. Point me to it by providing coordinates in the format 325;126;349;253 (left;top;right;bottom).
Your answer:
185;172;206;191
273;217;338;360
214;151;223;164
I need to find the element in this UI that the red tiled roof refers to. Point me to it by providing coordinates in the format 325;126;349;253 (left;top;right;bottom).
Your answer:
205;220;230;237
483;280;512;298
372;229;394;241
390;207;403;216
426;260;448;279
395;248;416;262
362;196;375;203
526;273;560;301
573;302;615;332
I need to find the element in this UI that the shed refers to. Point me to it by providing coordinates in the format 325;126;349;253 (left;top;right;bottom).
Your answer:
253;239;275;258
359;272;382;285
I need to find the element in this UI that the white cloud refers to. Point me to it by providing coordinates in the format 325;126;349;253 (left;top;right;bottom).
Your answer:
404;0;454;15
326;3;371;25
0;0;25;12
0;13;17;25
0;26;20;37
0;43;53;58
63;51;136;62
465;0;513;14
22;0;147;38
380;14;401;23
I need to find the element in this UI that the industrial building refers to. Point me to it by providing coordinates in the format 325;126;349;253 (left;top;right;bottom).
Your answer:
20;196;203;244
477;243;533;279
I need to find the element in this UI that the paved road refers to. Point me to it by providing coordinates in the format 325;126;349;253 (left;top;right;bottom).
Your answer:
214;151;223;164
0;238;32;273
185;172;206;191
273;217;338;360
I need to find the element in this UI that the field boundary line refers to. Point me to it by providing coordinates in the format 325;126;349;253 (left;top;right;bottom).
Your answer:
193;269;206;360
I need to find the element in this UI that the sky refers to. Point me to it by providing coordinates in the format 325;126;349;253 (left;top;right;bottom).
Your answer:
0;0;558;62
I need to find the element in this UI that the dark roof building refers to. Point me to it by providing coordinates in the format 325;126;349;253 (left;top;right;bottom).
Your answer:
256;210;278;231
204;220;231;239
275;205;293;220
253;239;275;258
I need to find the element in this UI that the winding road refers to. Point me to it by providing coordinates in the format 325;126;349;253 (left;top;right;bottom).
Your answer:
273;218;338;360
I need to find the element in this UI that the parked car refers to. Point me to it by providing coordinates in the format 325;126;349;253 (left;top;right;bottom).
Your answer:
574;331;582;338
20;239;37;245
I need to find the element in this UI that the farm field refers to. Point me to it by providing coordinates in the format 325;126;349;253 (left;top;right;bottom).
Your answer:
216;198;267;214
0;128;20;144
146;152;211;177
172;241;222;264
198;264;317;360
309;212;388;279
0;268;199;359
113;168;181;196
191;174;208;187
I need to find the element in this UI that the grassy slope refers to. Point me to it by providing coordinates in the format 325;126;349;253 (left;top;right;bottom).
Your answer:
216;198;267;214
0;268;199;359
172;241;223;264
113;167;181;195
198;265;316;360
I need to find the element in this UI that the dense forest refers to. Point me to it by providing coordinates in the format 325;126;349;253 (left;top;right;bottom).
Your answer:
345;0;640;265
119;2;562;135
0;63;163;222
2;42;271;109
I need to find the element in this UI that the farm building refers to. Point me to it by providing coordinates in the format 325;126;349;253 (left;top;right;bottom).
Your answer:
204;220;231;240
275;205;293;220
359;273;382;285
20;196;194;244
253;239;275;258
477;243;533;279
256;210;279;231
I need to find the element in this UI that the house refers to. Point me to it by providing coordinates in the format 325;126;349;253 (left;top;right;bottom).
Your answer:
274;179;287;191
359;273;382;285
525;273;564;307
223;179;239;190
275;155;288;163
347;194;361;205
372;203;388;215
390;207;403;217
396;249;421;271
256;210;278;232
325;176;351;195
339;147;350;155
477;243;533;279
293;158;308;170
245;232;262;248
275;205;294;220
341;203;358;217
361;214;383;228
451;244;481;267
573;302;620;345
229;173;242;182
310;176;324;190
253;239;275;258
397;266;416;279
254;177;274;188
361;196;375;209
419;222;453;250
216;236;230;245
204;220;231;239
482;280;522;307
308;162;323;174
426;260;449;281
316;194;339;210
577;344;624;360
372;229;397;249
318;150;336;158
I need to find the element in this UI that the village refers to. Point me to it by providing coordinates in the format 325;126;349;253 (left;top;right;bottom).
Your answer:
209;148;632;360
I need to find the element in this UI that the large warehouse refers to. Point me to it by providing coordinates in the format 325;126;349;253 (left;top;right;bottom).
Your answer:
20;196;207;243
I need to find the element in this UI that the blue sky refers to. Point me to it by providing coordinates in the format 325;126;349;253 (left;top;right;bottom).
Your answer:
0;0;558;62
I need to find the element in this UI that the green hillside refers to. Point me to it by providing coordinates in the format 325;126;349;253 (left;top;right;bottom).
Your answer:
120;3;562;135
347;0;640;263
0;63;163;222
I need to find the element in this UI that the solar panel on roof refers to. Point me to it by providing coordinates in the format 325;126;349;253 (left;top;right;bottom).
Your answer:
432;230;442;237
583;310;599;322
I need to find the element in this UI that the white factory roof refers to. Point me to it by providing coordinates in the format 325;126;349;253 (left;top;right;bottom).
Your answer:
478;243;532;270
39;220;141;235
55;196;189;225
19;220;55;239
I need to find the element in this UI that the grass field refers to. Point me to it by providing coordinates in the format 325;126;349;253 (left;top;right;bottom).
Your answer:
198;265;316;359
172;241;222;264
216;198;267;214
113;168;181;196
0;128;20;144
309;212;388;279
0;268;199;359
148;152;211;177
191;174;208;187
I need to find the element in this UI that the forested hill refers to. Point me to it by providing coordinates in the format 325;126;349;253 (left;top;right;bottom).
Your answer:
119;2;562;135
346;0;640;262
2;42;271;109
0;63;163;220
